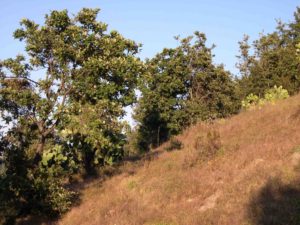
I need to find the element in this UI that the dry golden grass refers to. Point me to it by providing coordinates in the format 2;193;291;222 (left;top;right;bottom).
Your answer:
33;94;300;225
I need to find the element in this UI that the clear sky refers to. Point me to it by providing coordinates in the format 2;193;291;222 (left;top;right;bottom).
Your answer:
0;0;299;75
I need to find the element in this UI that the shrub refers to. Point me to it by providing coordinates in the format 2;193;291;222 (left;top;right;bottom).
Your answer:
165;138;183;151
292;145;300;153
0;144;77;225
242;86;289;110
31;175;76;217
127;180;138;190
241;93;260;110
264;85;289;103
194;129;222;160
40;145;78;178
0;171;76;225
183;128;222;169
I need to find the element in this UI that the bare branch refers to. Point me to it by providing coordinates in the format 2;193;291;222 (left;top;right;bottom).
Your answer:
2;76;39;86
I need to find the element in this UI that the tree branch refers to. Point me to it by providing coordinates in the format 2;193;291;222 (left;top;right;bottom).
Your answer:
3;76;39;86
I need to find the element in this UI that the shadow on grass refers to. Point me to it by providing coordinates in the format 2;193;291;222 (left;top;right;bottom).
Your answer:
248;178;300;225
16;216;56;225
123;149;162;163
69;149;163;189
15;187;82;225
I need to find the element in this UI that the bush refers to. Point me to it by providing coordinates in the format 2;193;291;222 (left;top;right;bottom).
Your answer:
242;86;289;110
0;171;76;224
182;129;222;169
264;85;289;103
194;129;222;160
32;175;76;217
165;138;183;152
0;143;77;225
241;93;261;110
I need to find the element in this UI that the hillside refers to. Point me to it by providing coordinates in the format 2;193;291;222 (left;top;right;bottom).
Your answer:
23;94;300;225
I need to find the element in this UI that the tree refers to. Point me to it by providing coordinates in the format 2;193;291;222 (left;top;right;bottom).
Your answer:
135;32;239;151
0;8;143;223
237;7;300;97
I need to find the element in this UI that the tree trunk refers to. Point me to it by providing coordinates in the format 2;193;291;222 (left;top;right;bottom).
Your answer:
34;135;45;164
84;149;97;176
157;125;161;147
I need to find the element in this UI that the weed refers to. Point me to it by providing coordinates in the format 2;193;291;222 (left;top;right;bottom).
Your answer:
127;180;138;190
151;221;174;225
194;129;222;160
165;138;183;152
182;129;222;169
292;145;300;153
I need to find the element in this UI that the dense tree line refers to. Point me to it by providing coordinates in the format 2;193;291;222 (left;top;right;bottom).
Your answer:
0;6;300;225
134;33;239;151
236;8;300;98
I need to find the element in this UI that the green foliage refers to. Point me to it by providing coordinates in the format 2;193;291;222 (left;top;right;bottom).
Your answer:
135;32;239;151
0;139;75;225
241;93;261;109
123;125;140;157
0;7;142;223
31;175;75;216
165;138;183;152
0;175;75;225
40;144;78;177
264;85;289;102
242;86;289;110
237;8;300;97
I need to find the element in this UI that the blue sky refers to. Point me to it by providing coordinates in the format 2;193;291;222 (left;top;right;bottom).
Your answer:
0;0;299;75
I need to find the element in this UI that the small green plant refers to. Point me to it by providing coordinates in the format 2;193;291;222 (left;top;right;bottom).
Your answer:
242;93;260;110
127;180;138;190
165;138;183;151
292;146;300;153
242;86;289;110
264;85;289;103
194;129;222;160
183;129;222;169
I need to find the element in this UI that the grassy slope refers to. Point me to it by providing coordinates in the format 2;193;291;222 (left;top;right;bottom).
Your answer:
41;95;300;224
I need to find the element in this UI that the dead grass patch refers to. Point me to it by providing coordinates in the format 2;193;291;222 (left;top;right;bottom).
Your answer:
48;94;300;225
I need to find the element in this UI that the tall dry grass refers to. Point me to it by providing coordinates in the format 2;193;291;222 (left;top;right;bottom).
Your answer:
24;94;300;225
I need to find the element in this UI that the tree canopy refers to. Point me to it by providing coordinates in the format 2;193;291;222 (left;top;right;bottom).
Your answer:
0;8;143;224
134;32;239;151
237;8;300;98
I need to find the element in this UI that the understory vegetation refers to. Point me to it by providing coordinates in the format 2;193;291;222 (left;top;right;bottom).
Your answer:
241;85;290;110
1;5;300;225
